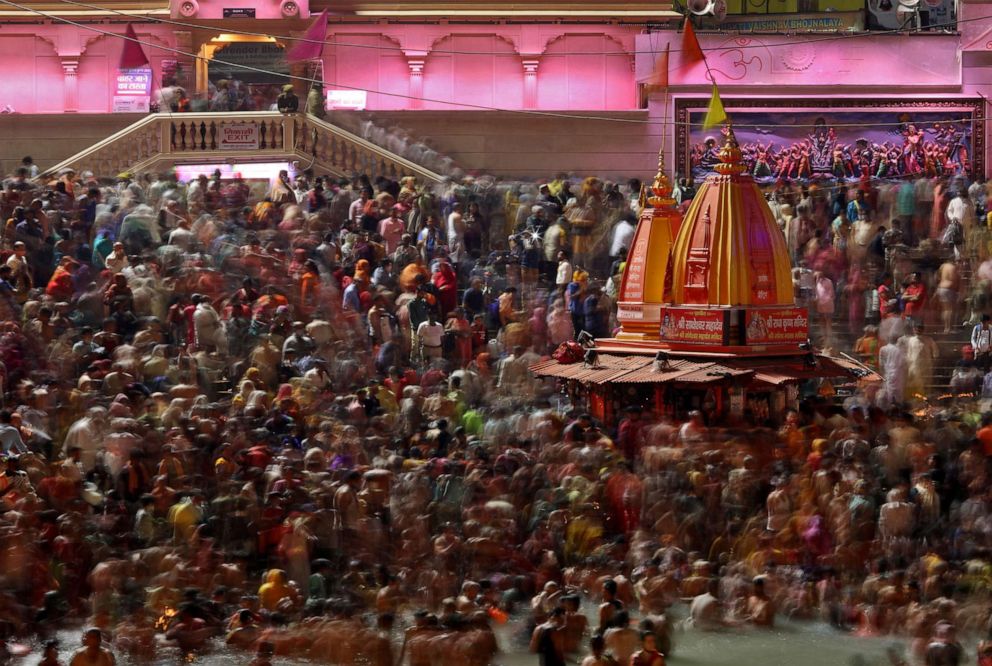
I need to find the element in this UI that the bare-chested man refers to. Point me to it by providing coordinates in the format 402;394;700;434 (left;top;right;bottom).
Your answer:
936;260;960;333
561;595;588;654
747;578;775;628
334;471;363;550
69;629;115;666
598;579;624;631
604;611;639;665
579;634;612;666
530;607;566;666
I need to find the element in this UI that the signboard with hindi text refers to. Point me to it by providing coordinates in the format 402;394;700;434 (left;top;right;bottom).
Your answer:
659;307;729;346
116;68;152;96
114;67;151;113
744;307;809;346
219;124;260;150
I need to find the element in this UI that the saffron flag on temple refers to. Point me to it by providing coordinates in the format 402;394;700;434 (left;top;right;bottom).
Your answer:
702;84;727;130
118;24;150;70
681;17;705;69
649;42;670;88
286;10;329;63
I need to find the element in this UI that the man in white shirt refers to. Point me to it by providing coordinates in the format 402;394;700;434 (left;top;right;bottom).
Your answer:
543;216;569;282
946;189;976;232
446;202;465;266
610;215;636;264
555;251;573;291
416;311;444;364
104;242;130;274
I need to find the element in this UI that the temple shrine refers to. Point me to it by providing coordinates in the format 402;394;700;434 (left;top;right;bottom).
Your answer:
530;127;880;425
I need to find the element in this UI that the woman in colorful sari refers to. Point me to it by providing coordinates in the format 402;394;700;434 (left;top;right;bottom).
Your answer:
432;260;458;317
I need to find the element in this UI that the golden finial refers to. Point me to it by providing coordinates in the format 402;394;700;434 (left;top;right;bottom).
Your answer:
714;124;745;176
647;147;676;208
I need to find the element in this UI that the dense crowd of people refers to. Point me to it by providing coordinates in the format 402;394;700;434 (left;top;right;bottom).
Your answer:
0;153;990;666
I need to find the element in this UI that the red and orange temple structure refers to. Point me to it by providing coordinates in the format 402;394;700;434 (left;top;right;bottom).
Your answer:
530;128;880;425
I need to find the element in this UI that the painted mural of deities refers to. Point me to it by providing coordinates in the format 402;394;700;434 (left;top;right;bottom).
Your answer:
688;110;975;184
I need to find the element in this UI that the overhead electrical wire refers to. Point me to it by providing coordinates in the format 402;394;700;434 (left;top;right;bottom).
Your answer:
0;0;986;131
24;0;987;58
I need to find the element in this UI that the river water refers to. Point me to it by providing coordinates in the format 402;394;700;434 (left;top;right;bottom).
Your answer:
41;616;924;666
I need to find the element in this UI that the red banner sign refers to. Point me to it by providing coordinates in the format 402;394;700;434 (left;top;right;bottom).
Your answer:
745;307;809;345
660;307;727;346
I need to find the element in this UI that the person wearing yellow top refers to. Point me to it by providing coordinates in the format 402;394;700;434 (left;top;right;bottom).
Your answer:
258;569;294;612
167;493;203;545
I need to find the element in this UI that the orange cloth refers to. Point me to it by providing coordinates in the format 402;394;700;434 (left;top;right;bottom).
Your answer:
979;425;992;456
399;263;430;293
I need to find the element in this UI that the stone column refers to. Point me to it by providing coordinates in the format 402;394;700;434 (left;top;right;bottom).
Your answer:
61;58;79;112
407;58;425;110
523;59;540;109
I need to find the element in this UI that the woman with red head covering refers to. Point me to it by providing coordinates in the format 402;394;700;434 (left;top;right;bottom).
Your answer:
432;260;458;317
354;259;372;285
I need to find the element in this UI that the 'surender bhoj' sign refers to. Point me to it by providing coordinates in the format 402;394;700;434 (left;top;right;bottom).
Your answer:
219;124;260;150
700;11;864;33
659;307;728;346
745;307;809;345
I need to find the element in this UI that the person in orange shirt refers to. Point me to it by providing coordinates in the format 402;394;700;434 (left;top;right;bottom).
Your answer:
45;256;77;301
299;260;321;312
977;414;992;456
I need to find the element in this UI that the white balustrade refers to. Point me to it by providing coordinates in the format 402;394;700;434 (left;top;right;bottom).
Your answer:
38;112;443;185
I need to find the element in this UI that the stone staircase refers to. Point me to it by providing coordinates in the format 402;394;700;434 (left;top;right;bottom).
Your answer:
810;307;973;402
37;111;445;184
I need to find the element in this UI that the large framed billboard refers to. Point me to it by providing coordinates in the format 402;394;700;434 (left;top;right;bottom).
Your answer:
675;97;985;184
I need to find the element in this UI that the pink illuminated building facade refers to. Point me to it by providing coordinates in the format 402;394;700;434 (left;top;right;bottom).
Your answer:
0;0;989;176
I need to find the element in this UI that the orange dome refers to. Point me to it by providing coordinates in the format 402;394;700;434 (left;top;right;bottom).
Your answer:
665;129;794;308
615;154;682;340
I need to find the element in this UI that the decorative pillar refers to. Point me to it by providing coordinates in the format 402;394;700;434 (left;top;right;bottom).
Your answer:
61;58;79;113
407;58;425;110
523;59;539;109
